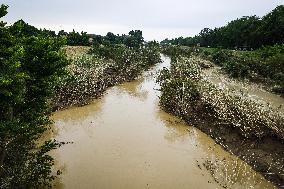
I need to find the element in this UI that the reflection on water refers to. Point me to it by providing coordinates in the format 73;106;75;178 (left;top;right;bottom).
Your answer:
51;55;276;189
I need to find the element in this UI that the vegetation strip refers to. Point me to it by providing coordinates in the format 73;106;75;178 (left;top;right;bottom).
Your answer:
53;42;161;110
162;45;284;95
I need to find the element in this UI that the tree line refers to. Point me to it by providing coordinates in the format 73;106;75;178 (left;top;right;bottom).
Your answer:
7;19;145;48
161;5;284;49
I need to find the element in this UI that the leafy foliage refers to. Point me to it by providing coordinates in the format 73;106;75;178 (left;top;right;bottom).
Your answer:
9;20;56;37
161;45;200;60
91;30;145;48
57;29;145;47
207;46;284;91
63;30;90;46
161;5;284;49
0;5;69;188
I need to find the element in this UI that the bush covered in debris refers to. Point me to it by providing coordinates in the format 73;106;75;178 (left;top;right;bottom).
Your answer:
53;42;161;110
157;56;284;139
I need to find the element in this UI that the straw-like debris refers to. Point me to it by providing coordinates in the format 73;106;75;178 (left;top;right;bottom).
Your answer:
52;45;161;110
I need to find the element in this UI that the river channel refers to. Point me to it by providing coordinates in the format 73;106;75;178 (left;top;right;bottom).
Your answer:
51;55;276;189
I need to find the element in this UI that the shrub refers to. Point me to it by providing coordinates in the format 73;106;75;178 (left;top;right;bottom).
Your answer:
211;49;232;66
223;55;251;78
256;44;284;59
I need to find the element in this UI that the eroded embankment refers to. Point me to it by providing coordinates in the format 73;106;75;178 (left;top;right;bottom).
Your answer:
157;56;284;187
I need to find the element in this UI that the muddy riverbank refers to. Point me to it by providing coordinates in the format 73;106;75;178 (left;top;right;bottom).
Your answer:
181;111;284;188
50;55;276;189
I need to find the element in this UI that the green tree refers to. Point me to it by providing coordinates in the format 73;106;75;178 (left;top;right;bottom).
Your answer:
9;19;40;37
0;5;69;188
258;5;284;46
67;30;90;46
125;30;144;48
162;5;284;49
58;29;68;36
105;32;116;44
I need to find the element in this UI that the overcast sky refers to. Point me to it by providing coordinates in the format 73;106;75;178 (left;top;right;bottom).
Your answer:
1;0;283;41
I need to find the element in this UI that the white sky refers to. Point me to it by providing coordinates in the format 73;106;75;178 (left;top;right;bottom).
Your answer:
1;0;283;41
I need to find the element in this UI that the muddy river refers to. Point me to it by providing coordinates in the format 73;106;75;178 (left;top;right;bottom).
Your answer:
51;55;276;189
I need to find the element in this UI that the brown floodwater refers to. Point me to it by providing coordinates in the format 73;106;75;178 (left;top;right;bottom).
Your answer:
51;55;276;189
